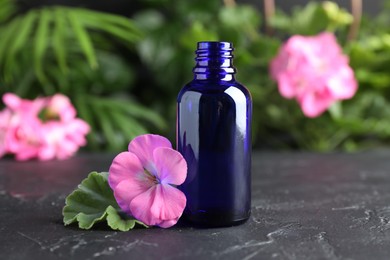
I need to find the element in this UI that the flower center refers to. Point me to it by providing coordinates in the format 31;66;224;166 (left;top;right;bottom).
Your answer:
39;108;60;122
144;168;159;184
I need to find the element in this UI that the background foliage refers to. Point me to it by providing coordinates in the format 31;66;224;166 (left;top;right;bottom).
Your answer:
1;0;390;152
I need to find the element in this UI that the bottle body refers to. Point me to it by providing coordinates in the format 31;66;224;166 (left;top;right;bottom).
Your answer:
177;42;252;227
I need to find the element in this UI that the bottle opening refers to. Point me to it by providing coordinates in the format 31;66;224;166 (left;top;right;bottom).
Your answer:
194;41;236;80
196;42;234;58
197;41;233;51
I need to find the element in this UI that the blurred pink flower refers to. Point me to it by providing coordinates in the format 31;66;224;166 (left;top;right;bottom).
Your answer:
270;32;358;117
39;119;90;160
7;117;44;161
38;94;90;160
0;93;90;161
0;108;13;157
46;94;76;122
2;93;45;160
108;134;187;228
3;92;45;117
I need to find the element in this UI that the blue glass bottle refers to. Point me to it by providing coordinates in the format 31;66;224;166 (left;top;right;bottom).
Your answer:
177;42;252;227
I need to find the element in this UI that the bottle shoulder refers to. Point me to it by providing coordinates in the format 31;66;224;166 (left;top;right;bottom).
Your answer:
178;80;251;101
177;81;252;107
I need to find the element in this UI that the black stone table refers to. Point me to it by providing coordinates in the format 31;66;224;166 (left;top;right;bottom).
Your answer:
1;151;390;260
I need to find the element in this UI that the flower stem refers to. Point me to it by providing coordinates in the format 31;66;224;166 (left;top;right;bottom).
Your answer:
264;0;275;36
347;0;362;41
223;0;236;7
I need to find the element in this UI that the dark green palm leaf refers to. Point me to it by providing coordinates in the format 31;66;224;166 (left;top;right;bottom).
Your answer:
74;95;99;150
74;9;142;44
111;111;148;140
0;16;21;69
75;8;140;32
34;8;51;88
53;8;68;74
68;11;98;69
4;10;37;81
0;0;16;23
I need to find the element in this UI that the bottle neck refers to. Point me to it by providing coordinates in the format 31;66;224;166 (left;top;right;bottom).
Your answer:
193;42;236;81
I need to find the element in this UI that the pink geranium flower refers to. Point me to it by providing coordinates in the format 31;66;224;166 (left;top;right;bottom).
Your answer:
39;119;90;160
39;94;90;160
0;93;90;161
0;108;13;157
270;32;358;117
2;93;46;160
108;134;187;228
45;94;76;122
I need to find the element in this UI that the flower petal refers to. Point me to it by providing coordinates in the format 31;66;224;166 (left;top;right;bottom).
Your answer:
158;218;180;228
277;72;297;99
298;90;333;118
153;147;187;185
130;184;186;227
128;134;172;170
327;66;358;99
150;184;186;224
108;151;145;190
3;93;21;110
112;179;151;214
129;186;161;226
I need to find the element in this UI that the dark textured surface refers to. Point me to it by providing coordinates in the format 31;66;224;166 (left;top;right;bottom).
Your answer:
1;151;390;260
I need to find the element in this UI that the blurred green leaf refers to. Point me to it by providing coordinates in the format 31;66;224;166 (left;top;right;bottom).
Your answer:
75;8;143;45
328;102;342;119
0;16;21;70
219;5;260;41
322;1;353;29
53;8;68;74
34;9;52;91
270;1;352;35
68;11;98;70
74;95;166;151
0;0;16;23
133;10;164;31
180;21;218;49
219;5;260;29
4;11;36;81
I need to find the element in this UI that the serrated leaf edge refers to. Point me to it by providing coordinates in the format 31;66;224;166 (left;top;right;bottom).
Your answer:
62;171;148;231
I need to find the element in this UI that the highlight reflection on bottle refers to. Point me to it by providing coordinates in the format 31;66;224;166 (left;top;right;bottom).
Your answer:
177;42;252;227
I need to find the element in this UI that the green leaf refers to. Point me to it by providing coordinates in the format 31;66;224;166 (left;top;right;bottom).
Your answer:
111;111;148;139
34;8;51;85
106;206;147;230
0;16;21;67
90;96;167;130
292;2;328;34
179;21;218;49
328;101;342;119
74;8;142;45
53;8;68;73
63;171;147;231
74;95;99;150
4;10;37;81
219;5;261;29
68;11;98;69
219;5;260;40
322;1;353;28
0;0;16;23
75;8;140;32
96;106;122;151
133;10;164;31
